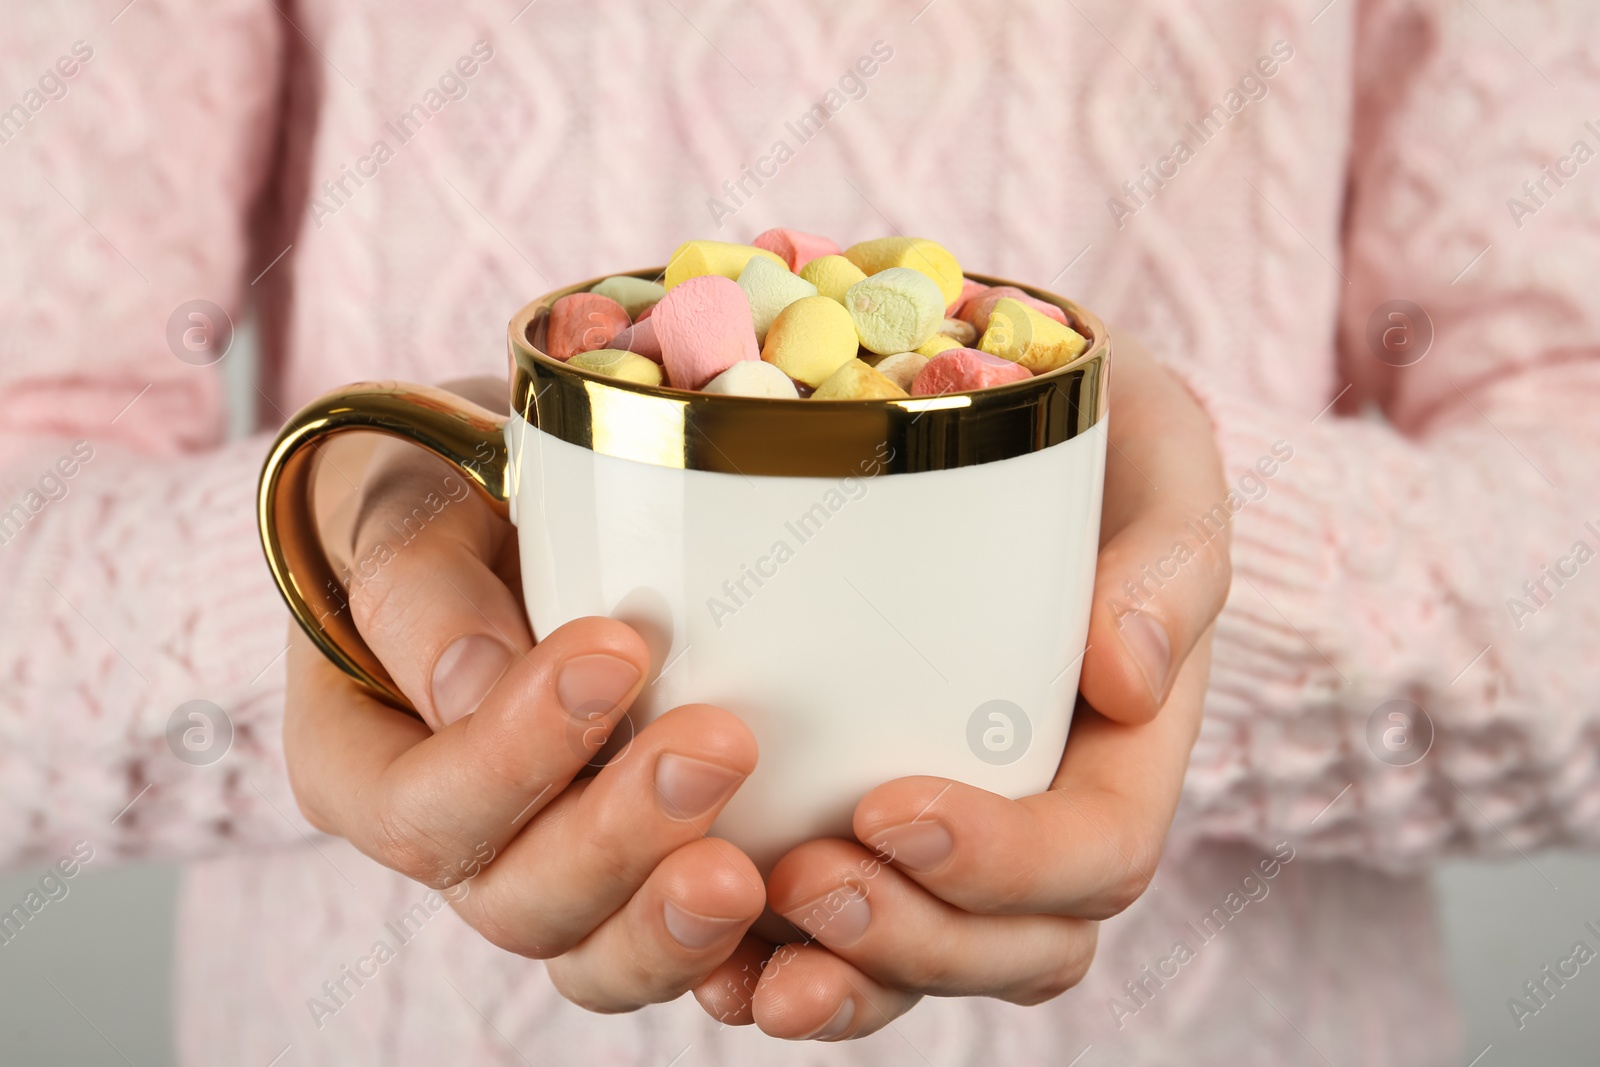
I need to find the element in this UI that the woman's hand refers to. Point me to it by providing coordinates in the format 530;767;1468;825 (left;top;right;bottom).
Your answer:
282;378;765;1013
692;335;1232;1039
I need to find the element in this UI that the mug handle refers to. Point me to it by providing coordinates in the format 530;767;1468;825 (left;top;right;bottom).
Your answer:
257;381;512;715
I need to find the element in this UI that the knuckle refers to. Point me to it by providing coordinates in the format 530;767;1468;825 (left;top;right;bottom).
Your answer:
1014;957;1088;1005
545;957;647;1015
623;950;696;1008
545;960;604;1011
346;566;406;642
1096;848;1161;917
896;950;959;996
281;753;337;836
290;788;336;836
1096;872;1147;916
468;904;564;961
347;563;416;646
1194;537;1234;606
366;798;456;888
1010;975;1069;1007
1011;926;1098;1006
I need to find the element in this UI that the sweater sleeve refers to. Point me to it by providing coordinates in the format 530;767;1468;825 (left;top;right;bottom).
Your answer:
0;0;313;870
1171;0;1600;869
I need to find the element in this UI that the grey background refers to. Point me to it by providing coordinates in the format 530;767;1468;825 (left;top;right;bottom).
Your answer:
1;856;1597;1064
5;326;1595;1065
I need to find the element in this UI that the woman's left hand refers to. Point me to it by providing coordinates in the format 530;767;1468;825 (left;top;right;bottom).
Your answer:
691;333;1233;1039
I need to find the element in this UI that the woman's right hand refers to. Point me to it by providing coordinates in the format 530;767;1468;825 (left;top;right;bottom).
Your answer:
281;382;764;1012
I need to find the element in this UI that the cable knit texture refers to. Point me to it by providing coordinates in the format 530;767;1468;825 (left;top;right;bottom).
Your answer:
2;0;1597;1064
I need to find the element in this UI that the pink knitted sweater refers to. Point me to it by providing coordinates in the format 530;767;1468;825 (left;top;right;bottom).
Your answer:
4;1;1599;1063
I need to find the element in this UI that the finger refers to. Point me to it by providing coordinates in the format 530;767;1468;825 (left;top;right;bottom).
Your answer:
1079;331;1231;724
544;837;765;1013
693;934;774;1027
452;704;758;958
853;630;1212;918
344;438;530;729
750;942;918;1041
284;625;429;838
284;615;649;888
766;840;1096;1005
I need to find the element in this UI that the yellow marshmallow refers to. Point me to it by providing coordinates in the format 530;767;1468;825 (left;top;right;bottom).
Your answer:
798;255;869;304
843;237;964;305
812;359;910;400
977;297;1088;374
566;348;664;387
915;334;962;358
589;275;665;319
664;240;787;291
761;296;859;388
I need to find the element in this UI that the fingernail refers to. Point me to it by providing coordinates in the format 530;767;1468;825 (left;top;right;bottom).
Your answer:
557;654;641;720
655;754;744;820
432;635;513;724
783;887;870;947
806;999;855;1041
662;899;744;951
872;820;953;873
1119;610;1172;703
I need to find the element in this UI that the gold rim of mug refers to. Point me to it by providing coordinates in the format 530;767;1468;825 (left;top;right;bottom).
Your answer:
508;269;1109;477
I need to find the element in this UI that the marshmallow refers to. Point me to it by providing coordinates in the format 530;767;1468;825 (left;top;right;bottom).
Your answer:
752;228;841;272
958;286;1069;333
843;267;945;355
610;316;663;363
938;317;978;346
812;358;911;400
761;295;859;388
702;359;801;399
798;254;868;303
546;230;1090;400
912;347;1032;396
949;278;989;317
915;333;962;358
589;275;666;319
566;348;665;387
738;256;819;343
871;352;929;393
843;237;964;306
978;297;1088;374
546;293;630;361
664;240;787;290
652;274;760;390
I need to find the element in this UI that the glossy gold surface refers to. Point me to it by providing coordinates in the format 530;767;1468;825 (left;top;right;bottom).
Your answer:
509;270;1109;477
257;383;510;712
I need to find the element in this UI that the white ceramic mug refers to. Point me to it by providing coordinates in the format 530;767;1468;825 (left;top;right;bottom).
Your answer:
260;270;1110;871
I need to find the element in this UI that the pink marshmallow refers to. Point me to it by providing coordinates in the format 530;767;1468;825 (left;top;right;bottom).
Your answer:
546;292;630;361
911;347;1032;396
957;286;1069;332
611;316;663;363
652;274;759;390
752;228;842;272
948;278;989;317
